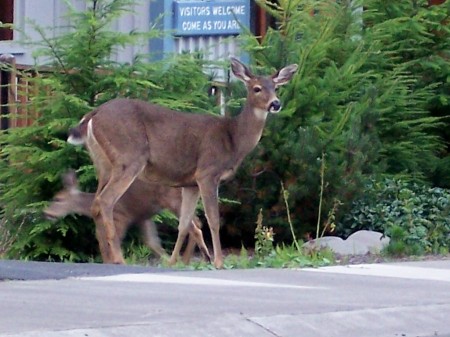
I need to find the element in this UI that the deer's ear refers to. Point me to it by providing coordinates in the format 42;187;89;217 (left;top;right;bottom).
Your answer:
231;57;253;83
272;64;298;86
62;170;78;189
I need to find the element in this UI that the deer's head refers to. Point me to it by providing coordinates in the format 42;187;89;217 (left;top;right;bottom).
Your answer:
231;58;298;118
44;171;89;220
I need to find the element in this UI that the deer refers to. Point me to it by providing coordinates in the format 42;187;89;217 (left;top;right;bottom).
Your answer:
44;171;210;264
67;57;298;268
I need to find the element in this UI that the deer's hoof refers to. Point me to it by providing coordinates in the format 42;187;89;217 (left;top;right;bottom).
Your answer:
168;257;177;266
181;254;191;265
204;253;212;264
103;258;125;265
112;258;126;265
213;259;223;269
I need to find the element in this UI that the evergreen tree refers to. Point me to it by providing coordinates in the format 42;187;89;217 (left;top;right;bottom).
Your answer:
362;0;450;187
220;0;444;243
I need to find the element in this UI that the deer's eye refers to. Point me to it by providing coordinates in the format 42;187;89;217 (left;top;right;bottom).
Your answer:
253;86;262;93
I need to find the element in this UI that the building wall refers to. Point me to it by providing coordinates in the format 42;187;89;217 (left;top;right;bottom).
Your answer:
0;0;150;65
0;0;251;67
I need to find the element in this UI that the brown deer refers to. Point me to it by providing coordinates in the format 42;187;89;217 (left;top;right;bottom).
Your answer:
44;171;209;264
68;58;298;268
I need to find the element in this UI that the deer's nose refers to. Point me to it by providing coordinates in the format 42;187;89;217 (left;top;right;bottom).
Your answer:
269;100;281;113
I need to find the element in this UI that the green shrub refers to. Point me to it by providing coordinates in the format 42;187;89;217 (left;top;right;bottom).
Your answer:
337;178;450;255
254;212;275;259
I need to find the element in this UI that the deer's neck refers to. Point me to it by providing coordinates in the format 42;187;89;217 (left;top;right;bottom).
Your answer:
74;192;96;217
233;103;268;157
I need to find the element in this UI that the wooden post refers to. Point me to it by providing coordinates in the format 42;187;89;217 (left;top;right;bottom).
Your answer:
256;5;268;40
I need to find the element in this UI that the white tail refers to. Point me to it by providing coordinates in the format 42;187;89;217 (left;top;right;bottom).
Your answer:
68;58;298;268
44;171;209;264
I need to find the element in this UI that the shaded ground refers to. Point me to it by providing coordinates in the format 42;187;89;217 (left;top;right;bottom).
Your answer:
0;259;174;281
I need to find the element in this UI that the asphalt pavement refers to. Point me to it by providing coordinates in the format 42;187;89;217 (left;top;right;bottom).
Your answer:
1;259;449;337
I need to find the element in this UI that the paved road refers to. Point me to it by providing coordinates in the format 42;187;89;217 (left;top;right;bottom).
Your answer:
1;259;449;337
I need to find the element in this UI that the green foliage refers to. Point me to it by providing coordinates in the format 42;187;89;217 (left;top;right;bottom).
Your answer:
168;244;333;270
337;178;450;255
264;244;333;268
254;209;275;258
221;0;445;244
362;0;450;186
164;210;334;270
0;0;215;262
383;225;424;257
170;210;333;270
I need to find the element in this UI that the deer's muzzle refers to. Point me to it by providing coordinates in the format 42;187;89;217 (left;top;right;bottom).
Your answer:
269;100;281;113
43;211;58;221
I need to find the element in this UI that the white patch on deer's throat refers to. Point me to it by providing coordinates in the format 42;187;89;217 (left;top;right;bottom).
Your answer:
253;107;269;120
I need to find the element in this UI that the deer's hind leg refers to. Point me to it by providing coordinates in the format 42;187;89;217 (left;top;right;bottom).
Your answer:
92;162;146;264
94;215;124;264
169;186;200;265
182;217;211;264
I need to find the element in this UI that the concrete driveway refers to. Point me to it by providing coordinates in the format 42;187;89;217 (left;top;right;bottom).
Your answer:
0;259;449;337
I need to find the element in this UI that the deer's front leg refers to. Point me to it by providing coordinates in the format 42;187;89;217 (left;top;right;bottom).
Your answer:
198;180;223;269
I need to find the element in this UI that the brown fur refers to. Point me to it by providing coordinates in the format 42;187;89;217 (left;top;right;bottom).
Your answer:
44;172;209;264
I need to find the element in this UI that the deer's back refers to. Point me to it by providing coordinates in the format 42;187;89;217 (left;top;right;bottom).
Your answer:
92;98;226;145
90;98;236;186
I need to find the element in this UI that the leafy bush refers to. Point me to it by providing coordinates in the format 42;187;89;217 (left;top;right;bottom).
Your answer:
337;178;450;255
